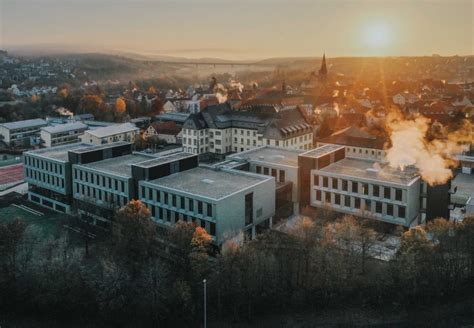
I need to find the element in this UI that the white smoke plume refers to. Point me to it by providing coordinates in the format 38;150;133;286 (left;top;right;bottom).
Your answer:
56;107;74;117
215;83;228;104
385;111;473;185
229;80;244;92
216;92;228;104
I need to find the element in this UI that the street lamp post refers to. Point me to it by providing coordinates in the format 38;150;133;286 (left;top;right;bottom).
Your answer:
203;279;207;328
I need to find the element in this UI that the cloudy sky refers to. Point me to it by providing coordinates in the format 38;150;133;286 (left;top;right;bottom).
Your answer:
1;0;472;59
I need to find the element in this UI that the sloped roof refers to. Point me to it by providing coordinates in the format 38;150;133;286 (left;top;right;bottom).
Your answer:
0;118;47;130
150;121;181;136
85;123;138;138
41;122;88;134
183;103;311;139
319;126;386;150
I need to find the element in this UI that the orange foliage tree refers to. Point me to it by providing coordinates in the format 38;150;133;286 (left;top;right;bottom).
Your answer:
115;97;127;114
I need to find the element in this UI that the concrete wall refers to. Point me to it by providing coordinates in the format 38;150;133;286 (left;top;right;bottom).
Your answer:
215;175;275;244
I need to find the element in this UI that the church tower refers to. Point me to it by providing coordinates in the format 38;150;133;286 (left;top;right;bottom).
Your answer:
318;52;327;76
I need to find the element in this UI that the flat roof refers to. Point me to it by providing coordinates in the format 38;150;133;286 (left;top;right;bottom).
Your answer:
300;144;345;159
227;146;303;167
451;173;474;205
26;142;94;162
41;122;88;134
78;153;154;177
146;167;271;200
318;158;420;186
1;118;47;130
134;152;195;168
85;123;138;138
69;141;130;154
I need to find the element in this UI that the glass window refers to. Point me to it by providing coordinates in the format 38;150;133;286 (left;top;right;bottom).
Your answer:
279;170;285;183
325;192;331;203
399;206;406;218
344;196;351;207
210;222;216;236
189;198;194;211
314;175;319;186
352;181;358;193
362;183;368;195
263;167;269;175
373;185;380;197
271;168;277;178
365;199;371;211
335;193;341;205
316;190;321;201
323;177;328;188
256;166;261;174
332;178;338;189
342;180;348;191
387;204;394;216
207;203;212;217
384;187;391;199
354;197;361;209
395;189;403;201
198;201;203;214
376;202;382;213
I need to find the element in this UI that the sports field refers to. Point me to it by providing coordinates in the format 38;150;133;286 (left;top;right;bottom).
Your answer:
0;164;24;186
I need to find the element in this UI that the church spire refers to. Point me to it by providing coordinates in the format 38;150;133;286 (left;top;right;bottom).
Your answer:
319;52;327;76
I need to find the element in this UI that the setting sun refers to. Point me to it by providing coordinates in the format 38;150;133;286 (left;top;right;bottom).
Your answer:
364;23;391;53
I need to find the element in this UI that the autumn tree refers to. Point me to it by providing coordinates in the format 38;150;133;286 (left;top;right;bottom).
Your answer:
115;97;126;115
109;200;158;275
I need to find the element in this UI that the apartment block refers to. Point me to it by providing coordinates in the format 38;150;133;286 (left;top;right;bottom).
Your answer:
79;123;139;145
0;118;47;146
40;121;88;147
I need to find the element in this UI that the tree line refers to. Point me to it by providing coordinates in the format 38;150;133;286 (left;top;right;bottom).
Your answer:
0;200;473;326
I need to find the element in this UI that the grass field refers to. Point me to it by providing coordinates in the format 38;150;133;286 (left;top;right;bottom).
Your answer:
0;204;65;237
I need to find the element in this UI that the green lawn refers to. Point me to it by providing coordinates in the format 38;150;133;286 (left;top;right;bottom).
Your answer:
0;204;65;237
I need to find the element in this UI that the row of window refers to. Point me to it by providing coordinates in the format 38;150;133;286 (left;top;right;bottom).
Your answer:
255;166;286;183
148;205;216;236
74;183;128;207
315;191;406;218
10;126;43;134
141;186;214;218
314;175;404;201
25;156;63;175
346;147;383;157
74;169;126;193
25;168;65;188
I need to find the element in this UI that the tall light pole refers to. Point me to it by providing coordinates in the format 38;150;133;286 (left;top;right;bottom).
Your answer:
203;279;207;328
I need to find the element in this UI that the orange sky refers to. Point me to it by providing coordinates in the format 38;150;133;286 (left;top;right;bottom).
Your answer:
1;0;472;59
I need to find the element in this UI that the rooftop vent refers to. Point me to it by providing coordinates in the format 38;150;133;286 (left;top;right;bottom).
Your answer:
202;179;214;184
258;156;264;160
366;168;379;174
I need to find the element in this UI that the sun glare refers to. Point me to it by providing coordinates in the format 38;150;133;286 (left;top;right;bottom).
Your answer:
364;23;391;52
